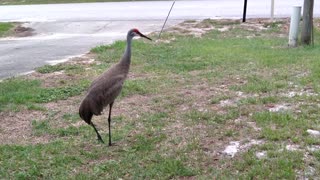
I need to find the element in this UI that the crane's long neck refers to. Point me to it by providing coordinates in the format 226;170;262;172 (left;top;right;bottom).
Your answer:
120;36;133;66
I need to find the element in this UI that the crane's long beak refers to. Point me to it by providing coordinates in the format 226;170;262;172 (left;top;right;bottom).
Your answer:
139;32;152;41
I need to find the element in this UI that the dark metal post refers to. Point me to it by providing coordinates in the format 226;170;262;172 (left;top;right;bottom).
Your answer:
301;0;314;45
243;0;248;22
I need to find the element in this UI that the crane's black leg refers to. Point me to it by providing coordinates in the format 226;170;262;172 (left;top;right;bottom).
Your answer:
90;122;104;143
108;102;114;146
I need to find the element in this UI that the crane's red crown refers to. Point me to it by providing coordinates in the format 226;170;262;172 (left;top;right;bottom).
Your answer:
133;28;140;33
131;28;152;41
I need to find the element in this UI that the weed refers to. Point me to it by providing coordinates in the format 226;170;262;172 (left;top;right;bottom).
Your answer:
313;151;320;161
62;113;80;123
32;120;50;136
36;64;83;74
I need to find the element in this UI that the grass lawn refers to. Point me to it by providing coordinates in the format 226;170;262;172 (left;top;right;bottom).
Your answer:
0;0;166;5
1;18;320;178
0;22;15;37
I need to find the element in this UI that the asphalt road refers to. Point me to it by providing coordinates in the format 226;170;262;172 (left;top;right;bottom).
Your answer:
0;0;319;79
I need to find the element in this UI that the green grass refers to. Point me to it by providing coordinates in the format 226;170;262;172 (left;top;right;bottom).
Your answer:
1;19;320;179
231;150;304;179
32;120;51;136
62;113;80;123
0;141;84;178
36;82;88;103
36;64;84;74
32;118;81;137
0;78;89;111
185;108;240;125
0;22;14;37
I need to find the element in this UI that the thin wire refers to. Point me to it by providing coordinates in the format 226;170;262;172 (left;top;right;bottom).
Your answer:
158;0;176;39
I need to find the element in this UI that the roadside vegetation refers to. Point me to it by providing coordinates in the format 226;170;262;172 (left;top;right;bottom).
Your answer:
1;18;320;179
0;22;15;37
0;0;166;5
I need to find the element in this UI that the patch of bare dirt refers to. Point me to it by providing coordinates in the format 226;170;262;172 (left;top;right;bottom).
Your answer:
67;53;96;66
28;71;78;88
78;154;110;172
166;20;215;37
115;94;154;118
0;110;51;145
162;18;290;39
0;94;90;145
44;96;82;126
13;25;35;37
176;81;225;113
90;94;155;136
177;92;213;112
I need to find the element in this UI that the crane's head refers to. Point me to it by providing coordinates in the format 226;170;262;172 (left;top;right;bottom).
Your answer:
129;28;152;41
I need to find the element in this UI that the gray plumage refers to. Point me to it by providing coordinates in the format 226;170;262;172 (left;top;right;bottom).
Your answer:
79;28;152;145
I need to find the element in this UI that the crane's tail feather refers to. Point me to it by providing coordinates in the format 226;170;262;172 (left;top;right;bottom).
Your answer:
79;98;93;125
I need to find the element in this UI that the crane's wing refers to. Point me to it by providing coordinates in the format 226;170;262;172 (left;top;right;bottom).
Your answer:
86;74;126;115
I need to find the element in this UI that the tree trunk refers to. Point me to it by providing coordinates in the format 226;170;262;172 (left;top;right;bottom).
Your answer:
301;0;314;45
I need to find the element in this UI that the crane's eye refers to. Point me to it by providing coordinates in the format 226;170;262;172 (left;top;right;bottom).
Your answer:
131;32;138;36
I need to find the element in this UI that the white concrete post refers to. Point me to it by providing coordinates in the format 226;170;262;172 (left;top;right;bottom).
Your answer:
288;6;301;47
271;0;275;21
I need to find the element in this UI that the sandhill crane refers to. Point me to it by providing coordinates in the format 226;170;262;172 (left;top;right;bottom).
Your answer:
79;29;152;146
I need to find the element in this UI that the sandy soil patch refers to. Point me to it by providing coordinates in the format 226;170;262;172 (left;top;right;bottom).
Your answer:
0;110;51;145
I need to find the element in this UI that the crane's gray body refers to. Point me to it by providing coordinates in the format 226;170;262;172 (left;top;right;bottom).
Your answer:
79;62;129;124
78;29;151;144
79;33;132;124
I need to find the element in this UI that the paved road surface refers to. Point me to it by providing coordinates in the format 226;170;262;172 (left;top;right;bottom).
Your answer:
0;0;319;79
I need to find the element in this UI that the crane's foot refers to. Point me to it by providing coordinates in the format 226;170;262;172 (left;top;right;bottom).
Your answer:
97;136;105;144
108;142;112;146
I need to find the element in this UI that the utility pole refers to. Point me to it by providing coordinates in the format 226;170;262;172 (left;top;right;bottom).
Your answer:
301;0;314;45
242;0;247;22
